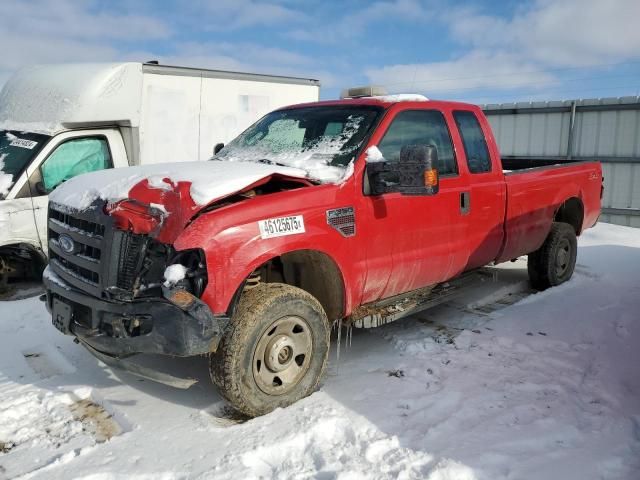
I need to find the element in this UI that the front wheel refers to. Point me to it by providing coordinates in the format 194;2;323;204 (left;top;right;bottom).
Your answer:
527;222;577;290
210;283;330;417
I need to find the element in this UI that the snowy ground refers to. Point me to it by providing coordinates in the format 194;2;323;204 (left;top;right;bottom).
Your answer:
0;222;638;480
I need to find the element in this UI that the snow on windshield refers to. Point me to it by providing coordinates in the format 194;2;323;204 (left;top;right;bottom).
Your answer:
0;153;12;196
216;107;382;184
1;132;19;196
0;130;49;197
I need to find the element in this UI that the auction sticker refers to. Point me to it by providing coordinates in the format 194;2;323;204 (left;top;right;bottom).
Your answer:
10;138;38;149
258;215;305;239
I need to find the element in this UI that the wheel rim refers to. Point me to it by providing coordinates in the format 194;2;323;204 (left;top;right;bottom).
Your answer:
253;316;313;395
555;238;572;277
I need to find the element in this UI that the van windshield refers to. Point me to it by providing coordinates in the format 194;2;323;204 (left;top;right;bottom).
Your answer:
215;105;383;183
0;130;50;198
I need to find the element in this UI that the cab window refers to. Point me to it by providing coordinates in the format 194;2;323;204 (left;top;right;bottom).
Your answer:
378;110;458;175
40;137;112;192
453;111;491;173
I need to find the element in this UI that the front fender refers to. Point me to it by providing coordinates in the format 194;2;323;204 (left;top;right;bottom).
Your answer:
174;209;361;317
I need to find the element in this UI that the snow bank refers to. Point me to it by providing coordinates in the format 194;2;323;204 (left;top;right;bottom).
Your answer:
0;223;638;479
213;392;473;479
0;390;83;451
49;160;308;210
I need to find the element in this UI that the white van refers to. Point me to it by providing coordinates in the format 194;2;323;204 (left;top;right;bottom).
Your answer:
0;62;320;289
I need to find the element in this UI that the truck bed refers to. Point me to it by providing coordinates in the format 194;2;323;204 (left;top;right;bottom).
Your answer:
497;159;602;263
501;156;581;171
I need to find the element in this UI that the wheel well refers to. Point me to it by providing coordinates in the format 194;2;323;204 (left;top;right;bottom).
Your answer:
0;243;47;282
555;197;584;235
236;250;345;321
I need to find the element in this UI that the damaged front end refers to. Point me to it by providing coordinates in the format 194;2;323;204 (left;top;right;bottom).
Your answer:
43;199;226;387
43;169;314;387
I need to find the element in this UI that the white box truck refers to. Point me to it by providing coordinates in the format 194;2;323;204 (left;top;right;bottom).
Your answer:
0;62;320;290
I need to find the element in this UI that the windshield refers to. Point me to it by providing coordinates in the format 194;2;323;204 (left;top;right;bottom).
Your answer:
0;130;50;198
215;105;383;183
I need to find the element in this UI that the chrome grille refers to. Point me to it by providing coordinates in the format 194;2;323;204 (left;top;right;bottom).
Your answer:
48;204;107;297
49;209;105;237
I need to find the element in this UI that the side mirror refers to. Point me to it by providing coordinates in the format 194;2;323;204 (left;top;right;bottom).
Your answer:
366;145;439;196
213;143;224;155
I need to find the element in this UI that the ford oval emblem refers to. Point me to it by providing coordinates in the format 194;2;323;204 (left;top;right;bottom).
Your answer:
58;234;76;254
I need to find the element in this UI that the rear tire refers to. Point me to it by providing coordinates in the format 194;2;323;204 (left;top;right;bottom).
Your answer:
210;283;330;417
527;222;577;290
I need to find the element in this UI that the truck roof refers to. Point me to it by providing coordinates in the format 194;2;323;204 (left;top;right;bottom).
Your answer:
0;62;320;135
276;95;482;111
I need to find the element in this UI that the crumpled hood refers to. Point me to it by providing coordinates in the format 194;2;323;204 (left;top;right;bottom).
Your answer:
50;160;309;211
49;160;311;243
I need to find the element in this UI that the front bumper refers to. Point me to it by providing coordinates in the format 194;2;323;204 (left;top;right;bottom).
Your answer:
43;267;228;359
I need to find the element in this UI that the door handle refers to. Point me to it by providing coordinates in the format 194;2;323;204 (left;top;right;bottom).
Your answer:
460;191;470;215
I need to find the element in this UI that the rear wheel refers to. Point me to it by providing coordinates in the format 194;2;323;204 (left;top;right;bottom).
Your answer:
527;222;577;290
210;283;330;417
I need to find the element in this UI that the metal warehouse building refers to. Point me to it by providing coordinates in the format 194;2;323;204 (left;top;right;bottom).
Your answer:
483;96;640;227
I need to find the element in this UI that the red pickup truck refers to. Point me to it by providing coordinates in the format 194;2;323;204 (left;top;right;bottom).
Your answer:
43;90;602;416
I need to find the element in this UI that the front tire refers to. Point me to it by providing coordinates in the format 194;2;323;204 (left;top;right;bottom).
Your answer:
527;222;577;290
210;283;330;417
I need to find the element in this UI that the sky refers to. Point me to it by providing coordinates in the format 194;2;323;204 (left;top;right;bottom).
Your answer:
1;0;640;104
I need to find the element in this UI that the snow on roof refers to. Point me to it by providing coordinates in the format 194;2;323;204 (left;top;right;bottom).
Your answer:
0;63;143;135
370;94;429;102
49;160;308;210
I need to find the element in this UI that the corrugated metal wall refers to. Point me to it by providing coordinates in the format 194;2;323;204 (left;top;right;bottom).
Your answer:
483;97;640;227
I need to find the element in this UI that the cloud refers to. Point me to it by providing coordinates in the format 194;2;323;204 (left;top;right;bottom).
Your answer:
1;0;170;40
190;0;304;30
171;42;315;68
153;42;339;88
448;0;640;67
0;0;169;81
366;51;555;95
0;0;331;91
287;0;432;43
367;0;640;98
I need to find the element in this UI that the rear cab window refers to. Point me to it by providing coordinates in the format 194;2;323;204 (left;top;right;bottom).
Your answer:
453;110;491;173
378;110;458;176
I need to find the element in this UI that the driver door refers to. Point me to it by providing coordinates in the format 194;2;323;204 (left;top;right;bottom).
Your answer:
361;108;470;302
